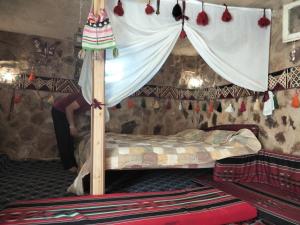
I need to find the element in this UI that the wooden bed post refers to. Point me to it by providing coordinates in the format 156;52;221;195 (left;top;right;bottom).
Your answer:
91;0;105;195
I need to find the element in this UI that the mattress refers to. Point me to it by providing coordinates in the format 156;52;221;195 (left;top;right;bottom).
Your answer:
0;186;257;225
76;129;262;170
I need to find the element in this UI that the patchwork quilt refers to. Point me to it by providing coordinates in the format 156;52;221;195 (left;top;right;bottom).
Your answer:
69;129;261;195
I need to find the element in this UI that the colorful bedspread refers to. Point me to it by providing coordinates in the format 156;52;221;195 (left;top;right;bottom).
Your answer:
0;187;257;225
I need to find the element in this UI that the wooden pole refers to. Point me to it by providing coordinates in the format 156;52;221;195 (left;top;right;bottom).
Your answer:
91;0;105;195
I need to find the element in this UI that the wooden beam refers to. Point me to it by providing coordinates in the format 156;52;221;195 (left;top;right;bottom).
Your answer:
91;0;105;195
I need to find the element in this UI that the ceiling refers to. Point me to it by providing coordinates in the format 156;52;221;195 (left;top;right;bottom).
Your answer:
0;0;288;55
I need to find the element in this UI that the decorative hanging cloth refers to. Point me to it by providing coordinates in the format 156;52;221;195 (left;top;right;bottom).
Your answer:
273;94;279;109
217;101;222;112
225;103;234;113
127;98;135;109
114;0;124;16
258;9;270;27
221;4;232;22
239;101;246;113
263;91;275;116
28;69;36;81
145;0;155;15
196;1;209;26
82;6;117;50
291;92;300;108
178;101;183;111
188;101;193;110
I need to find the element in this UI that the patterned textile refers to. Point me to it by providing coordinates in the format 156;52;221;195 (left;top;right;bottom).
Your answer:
193;179;300;225
0;187;257;225
214;150;300;194
76;129;261;170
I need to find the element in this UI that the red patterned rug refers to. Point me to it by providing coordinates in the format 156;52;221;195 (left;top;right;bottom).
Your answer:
194;178;300;225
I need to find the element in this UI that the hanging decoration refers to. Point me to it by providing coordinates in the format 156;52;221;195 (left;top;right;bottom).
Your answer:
188;101;193;110
196;1;209;26
262;91;269;102
145;0;155;15
179;0;189;39
239;101;246;113
208;101;214;113
127;98;135;109
195;102;200;113
114;0;124;16
225;103;234;113
263;91;275;116
253;98;261;111
156;0;160;15
202;102;207;112
28;69;36;81
153;99;160;109
47;95;55;105
141;98;146;108
273;94;279;109
166;99;172;110
221;4;232;22
116;103;122;109
91;98;105;110
172;0;182;21
217;101;222;112
178;101;183;111
258;9;270;28
14;94;22;104
290;41;297;63
291;91;300;108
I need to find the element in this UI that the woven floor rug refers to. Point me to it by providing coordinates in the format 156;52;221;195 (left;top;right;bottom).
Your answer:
194;178;300;225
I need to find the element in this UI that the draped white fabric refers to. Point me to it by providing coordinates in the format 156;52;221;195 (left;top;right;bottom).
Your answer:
79;0;271;106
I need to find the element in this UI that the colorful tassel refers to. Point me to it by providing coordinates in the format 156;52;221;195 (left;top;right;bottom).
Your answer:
47;95;54;104
253;98;261;111
217;102;222;112
262;91;269;102
141;98;146;108
145;0;155;15
178;101;183;111
291;92;300;108
225;103;234;113
221;4;232;22
196;2;209;26
273;94;279;109
208;101;214;113
180;28;187;39
14;95;22;104
114;0;124;16
28;70;36;81
116;103;122;109
153;99;160;109
239;101;246;113
258;9;270;28
202;103;207;112
188;101;193;110
166;99;172;110
127;99;135;109
195;102;200;113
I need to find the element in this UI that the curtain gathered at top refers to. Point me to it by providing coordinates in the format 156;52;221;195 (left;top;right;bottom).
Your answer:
79;0;271;106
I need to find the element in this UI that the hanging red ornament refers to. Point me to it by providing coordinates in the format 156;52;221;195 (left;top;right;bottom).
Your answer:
28;70;36;81
221;4;232;22
14;95;22;104
114;0;124;16
258;9;270;28
208;101;214;113
262;91;269;102
145;0;155;15
127;98;135;109
239;101;246;113
291;92;300;108
180;28;187;39
196;2;209;26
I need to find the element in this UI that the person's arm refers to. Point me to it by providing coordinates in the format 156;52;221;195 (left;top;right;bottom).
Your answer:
65;101;80;136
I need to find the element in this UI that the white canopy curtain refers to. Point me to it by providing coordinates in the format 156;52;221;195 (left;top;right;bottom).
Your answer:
79;0;271;106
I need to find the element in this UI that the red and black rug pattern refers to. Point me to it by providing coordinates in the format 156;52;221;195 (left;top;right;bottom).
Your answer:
0;186;257;225
194;178;300;225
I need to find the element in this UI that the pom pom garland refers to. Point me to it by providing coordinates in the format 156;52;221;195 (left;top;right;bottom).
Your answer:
145;1;155;15
221;4;232;22
196;2;209;26
258;9;270;28
114;0;124;16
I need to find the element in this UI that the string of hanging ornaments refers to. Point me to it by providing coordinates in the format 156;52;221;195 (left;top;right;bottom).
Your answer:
113;0;271;35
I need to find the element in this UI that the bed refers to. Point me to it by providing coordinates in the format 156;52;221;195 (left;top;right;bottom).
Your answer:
69;124;261;195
